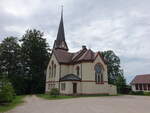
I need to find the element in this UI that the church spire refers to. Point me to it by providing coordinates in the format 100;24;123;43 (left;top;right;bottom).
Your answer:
53;6;68;51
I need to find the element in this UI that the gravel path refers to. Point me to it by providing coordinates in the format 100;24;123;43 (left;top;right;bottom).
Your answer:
6;95;150;113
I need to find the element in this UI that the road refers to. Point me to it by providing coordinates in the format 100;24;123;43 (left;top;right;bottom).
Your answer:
6;95;150;113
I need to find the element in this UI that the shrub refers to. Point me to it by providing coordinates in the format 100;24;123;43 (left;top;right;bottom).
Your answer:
129;91;144;95
49;88;59;97
0;78;15;103
144;92;150;96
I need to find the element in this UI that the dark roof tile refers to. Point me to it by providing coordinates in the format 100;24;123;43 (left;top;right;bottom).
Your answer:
53;48;106;64
60;74;81;81
53;49;72;64
131;74;150;84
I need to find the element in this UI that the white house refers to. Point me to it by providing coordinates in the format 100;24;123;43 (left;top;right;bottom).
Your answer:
131;74;150;92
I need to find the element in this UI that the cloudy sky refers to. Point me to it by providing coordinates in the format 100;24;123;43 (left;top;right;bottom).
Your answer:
0;0;150;83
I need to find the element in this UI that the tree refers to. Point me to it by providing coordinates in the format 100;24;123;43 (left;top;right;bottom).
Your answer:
0;37;21;76
101;50;126;93
115;70;126;94
101;50;121;84
0;37;25;95
0;75;15;103
20;29;50;94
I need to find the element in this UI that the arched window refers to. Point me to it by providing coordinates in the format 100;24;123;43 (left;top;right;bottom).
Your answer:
54;64;56;77
95;63;103;83
49;66;51;78
76;66;80;76
51;61;54;77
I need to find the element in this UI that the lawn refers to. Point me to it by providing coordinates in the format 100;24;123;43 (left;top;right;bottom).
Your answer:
0;95;25;112
37;94;76;100
37;94;117;100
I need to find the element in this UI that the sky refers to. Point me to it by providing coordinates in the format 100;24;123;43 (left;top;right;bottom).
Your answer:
0;0;150;83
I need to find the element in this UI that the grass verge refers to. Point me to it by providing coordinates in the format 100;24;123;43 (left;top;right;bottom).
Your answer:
0;95;25;112
37;94;118;100
37;94;76;100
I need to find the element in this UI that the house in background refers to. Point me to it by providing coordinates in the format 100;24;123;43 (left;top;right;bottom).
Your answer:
131;74;150;92
45;10;117;95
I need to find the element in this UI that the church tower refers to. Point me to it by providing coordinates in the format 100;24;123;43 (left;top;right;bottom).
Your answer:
53;7;68;51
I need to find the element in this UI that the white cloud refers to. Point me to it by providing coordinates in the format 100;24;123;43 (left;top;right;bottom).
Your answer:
4;25;28;35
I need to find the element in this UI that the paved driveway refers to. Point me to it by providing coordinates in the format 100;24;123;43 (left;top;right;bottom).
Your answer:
6;95;150;113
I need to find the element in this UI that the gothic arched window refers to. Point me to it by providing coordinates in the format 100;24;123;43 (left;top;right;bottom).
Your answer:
54;64;56;77
49;66;51;78
51;61;54;77
76;66;80;76
95;63;103;83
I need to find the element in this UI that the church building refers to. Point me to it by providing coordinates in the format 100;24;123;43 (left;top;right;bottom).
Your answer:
45;10;117;95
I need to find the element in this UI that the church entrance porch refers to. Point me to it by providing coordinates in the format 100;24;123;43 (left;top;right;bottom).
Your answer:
59;81;81;95
59;74;81;95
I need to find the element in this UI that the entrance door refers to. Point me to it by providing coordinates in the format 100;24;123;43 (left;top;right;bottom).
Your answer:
73;83;77;94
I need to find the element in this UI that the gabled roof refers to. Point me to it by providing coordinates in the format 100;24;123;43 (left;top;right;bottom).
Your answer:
53;49;73;64
74;49;95;62
53;47;106;64
131;74;150;84
60;74;81;81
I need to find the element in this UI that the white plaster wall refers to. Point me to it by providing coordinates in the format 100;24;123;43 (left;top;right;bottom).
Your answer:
60;65;69;77
131;85;136;91
72;64;81;78
60;81;81;94
59;81;116;95
81;82;116;95
82;55;108;82
80;55;116;95
69;65;73;74
46;53;60;82
107;84;117;95
45;53;60;92
45;82;59;93
60;64;82;78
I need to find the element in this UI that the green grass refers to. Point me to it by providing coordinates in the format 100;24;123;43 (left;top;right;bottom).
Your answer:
0;95;25;112
37;94;76;100
37;94;118;100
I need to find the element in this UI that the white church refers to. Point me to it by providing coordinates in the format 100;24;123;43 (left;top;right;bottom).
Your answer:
45;10;117;95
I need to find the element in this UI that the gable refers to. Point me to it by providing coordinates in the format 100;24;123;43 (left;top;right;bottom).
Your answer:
47;52;59;69
94;54;107;70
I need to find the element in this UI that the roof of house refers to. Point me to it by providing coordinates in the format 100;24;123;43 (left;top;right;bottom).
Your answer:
131;74;150;84
53;49;73;64
53;48;106;64
60;74;81;81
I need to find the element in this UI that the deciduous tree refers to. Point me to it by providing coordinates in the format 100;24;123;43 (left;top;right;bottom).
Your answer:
20;29;50;94
101;50;126;93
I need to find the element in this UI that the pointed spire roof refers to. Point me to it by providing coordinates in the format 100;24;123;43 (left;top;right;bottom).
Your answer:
56;7;65;41
53;6;68;51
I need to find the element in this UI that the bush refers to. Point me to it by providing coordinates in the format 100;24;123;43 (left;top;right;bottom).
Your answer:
49;88;59;97
144;92;150;96
129;91;144;95
0;78;15;103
